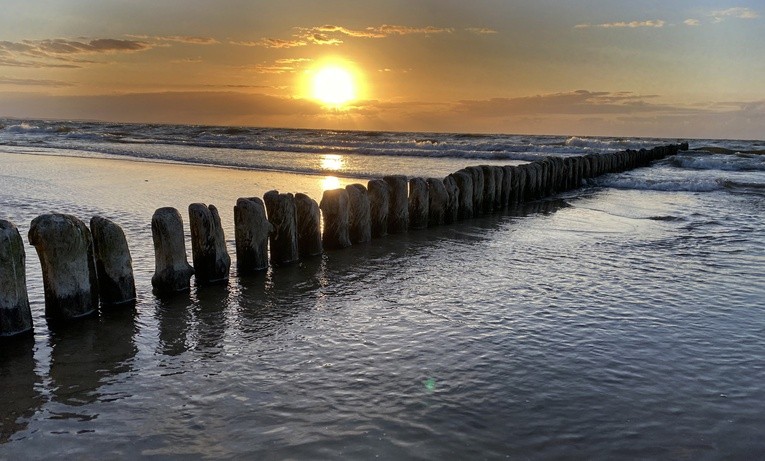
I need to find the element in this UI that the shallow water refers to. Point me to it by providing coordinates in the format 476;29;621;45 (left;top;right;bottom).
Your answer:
1;131;764;459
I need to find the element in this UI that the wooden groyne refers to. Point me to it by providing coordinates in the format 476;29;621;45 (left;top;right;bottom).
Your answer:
0;143;688;341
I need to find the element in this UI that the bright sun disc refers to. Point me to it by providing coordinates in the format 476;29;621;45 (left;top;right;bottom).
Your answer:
311;66;357;106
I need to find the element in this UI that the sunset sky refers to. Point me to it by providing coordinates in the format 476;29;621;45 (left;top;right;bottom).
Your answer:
0;1;763;139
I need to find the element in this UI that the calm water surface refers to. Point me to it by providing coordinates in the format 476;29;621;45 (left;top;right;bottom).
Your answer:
1;126;764;459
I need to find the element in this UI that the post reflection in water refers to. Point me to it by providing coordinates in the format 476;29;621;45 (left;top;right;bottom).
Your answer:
155;294;195;356
234;257;325;339
48;309;138;412
192;285;232;356
0;336;43;443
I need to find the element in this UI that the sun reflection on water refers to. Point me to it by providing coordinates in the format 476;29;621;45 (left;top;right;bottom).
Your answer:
320;154;344;172
321;176;341;191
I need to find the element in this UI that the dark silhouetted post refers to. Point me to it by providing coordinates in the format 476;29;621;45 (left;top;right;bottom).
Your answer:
0;220;32;338
151;207;195;293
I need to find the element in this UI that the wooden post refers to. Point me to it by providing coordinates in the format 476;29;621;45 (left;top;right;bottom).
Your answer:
320;188;352;249
346;184;371;244
384;175;409;233
263;190;299;266
408;177;429;230
295;193;323;257
368;179;390;238
28;213;99;321
151;207;195;293
189;203;231;285
234;197;272;272
426;178;448;227
0;220;32;338
452;170;474;220
90;216;136;306
443;175;460;224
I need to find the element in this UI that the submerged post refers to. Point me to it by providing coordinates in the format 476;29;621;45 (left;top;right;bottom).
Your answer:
263;190;299;266
90;216;136;306
28;213;99;321
346;184;371;244
151;207;195;293
295;193;323;257
0;220;32;338
189;203;231;285
408;177;429;230
234;197;272;272
320;188;352;250
384;175;409;233
368;179;390;238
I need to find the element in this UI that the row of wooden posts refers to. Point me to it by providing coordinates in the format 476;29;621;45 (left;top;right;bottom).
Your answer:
0;143;688;341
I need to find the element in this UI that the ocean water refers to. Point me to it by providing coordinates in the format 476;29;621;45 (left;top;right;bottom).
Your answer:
0;119;764;459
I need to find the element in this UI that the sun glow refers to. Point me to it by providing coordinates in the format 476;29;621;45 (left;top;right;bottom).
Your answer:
302;59;364;108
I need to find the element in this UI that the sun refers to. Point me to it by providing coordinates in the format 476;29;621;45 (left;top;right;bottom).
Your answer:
312;66;356;105
302;59;364;108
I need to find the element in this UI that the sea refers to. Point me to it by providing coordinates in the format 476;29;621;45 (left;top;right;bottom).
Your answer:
0;119;764;459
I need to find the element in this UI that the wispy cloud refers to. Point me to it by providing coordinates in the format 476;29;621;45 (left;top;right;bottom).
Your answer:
241;58;312;74
465;27;498;35
236;24;454;48
0;76;75;87
0;38;152;67
454;90;677;116
231;38;307;49
129;35;220;45
575;20;666;29
711;7;759;22
684;19;701;26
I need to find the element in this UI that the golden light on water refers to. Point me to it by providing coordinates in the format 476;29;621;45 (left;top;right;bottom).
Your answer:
321;176;341;191
320;154;344;171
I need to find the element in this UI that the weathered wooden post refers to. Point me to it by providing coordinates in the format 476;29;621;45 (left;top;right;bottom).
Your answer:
465;166;484;216
384;175;409;233
480;165;496;214
368;179;390;238
234;197;272;272
501;166;514;207
492;167;504;210
426;178;448;227
452;170;474;220
513;165;527;205
443;175;460;224
188;203;230;285
346;184;371;244
90;216;136;306
263;190;299;266
0;220;32;338
295;193;323;257
320;188;352;249
151;207;195;293
408;177;429;230
28;213;99;321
